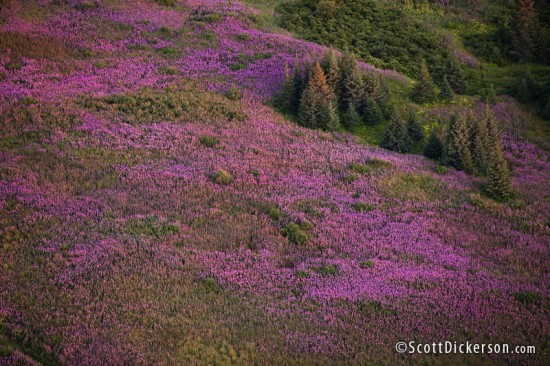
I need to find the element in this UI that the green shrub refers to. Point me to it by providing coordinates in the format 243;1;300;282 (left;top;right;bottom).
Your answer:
224;86;242;100
210;169;232;185
5;58;23;70
269;207;281;220
202;277;221;293
199;135;219;148
155;0;177;6
281;223;308;245
317;264;339;276
360;260;374;269
514;291;541;306
234;33;250;42
295;270;310;278
352;202;374;213
229;63;247;71
93;60;109;69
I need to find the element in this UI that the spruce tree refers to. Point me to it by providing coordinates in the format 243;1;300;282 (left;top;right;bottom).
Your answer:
445;58;466;94
298;62;339;131
512;0;538;61
290;55;304;114
381;109;411;153
424;130;444;160
481;83;497;104
321;49;340;93
412;59;437;104
444;114;474;173
363;97;383;125
407;111;424;142
470;113;491;176
439;75;454;102
363;70;384;106
343;103;362;129
339;50;364;110
274;63;294;112
487;146;512;200
542;96;550;120
516;78;532;103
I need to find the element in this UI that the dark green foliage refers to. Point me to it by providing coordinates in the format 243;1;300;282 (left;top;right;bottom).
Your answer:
224;85;242;100
542;97;550;120
486;145;511;201
444;58;466;94
199;135;219;148
406;111;424;142
339;50;364;110
276;0;456;80
381;109;411;153
352;202;374;213
320;49;340;93
444;114;474;173
269;208;281;220
362;97;383;126
511;0;538;62
274;64;294;112
298;63;340;130
210;170;232;185
363;70;384;108
514;291;542;306
516;78;532;103
342;103;362;129
481;83;497;104
281;223;308;245
360;260;374;269
424;131;444;160
317;264;339;276
412;60;437;104
439;76;454;102
155;0;177;6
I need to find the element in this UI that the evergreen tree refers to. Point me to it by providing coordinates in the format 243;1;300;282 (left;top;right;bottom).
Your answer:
516;78;532;103
363;70;384;107
381;109;411;153
542;96;550;120
290;56;304;114
321;49;340;93
274;63;294;112
486;146;512;201
424;130;444;160
470;112;491;175
339;50;364;110
407;111;424;142
444;114;474;173
343;103;362;129
363;97;383;125
439;75;454;102
298;86;318;129
298;62;340;130
512;0;538;61
412;59;437;104
481;83;497;104
445;58;466;94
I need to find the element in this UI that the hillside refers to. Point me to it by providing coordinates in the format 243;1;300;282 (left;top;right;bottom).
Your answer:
0;0;549;365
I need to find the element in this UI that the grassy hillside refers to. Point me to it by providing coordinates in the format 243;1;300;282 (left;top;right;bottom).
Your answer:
0;0;548;365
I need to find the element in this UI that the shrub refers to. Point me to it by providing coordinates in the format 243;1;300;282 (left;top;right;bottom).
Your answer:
199;135;219;148
210;169;232;185
514;291;541;306
224;86;242;100
360;260;374;269
281;223;308;245
234;33;250;42
295;270;310;278
155;0;177;6
352;202;374;213
93;60;109;69
317;264;339;276
5;59;23;71
229;63;247;71
202;277;221;293
269;208;281;220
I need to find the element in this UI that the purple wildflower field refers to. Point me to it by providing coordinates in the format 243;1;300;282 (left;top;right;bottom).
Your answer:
0;0;548;365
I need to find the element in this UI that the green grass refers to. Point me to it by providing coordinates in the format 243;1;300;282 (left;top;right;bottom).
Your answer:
377;172;442;202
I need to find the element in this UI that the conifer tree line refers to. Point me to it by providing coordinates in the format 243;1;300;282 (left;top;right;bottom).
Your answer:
424;105;511;200
274;49;390;131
